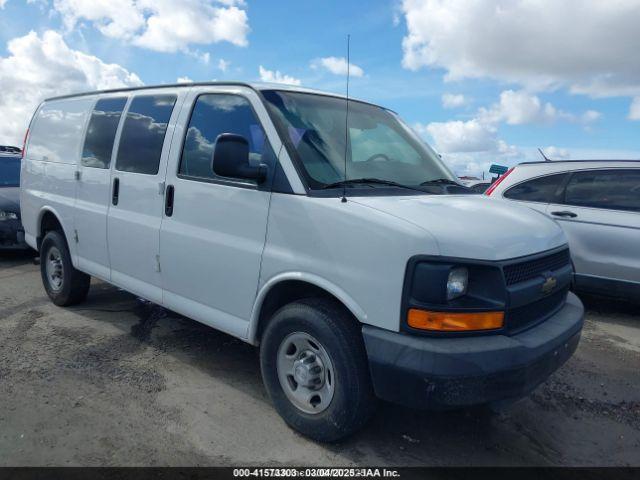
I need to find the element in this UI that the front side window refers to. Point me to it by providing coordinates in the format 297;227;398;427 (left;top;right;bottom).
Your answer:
0;156;20;187
81;97;127;168
564;169;640;212
179;94;275;182
116;95;177;175
261;90;455;189
504;173;567;203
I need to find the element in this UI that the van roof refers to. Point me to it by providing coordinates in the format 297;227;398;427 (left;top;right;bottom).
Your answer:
44;81;381;108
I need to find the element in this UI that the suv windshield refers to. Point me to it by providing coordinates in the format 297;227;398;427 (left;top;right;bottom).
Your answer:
262;90;457;191
0;155;20;187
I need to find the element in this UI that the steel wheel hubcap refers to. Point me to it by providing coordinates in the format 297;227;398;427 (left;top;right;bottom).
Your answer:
276;332;335;414
45;246;64;291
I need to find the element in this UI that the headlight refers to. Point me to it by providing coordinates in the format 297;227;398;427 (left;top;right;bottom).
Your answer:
446;267;468;300
0;211;18;221
403;259;507;333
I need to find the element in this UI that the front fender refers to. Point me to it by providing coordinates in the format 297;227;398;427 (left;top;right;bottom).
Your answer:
247;271;367;345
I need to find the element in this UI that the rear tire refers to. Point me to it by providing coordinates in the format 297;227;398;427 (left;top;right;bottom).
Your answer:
260;298;376;442
40;230;90;306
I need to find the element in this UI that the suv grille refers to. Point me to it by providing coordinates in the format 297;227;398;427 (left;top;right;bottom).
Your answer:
503;249;571;286
507;288;568;333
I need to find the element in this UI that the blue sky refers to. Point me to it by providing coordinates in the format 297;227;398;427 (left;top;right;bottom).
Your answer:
1;0;639;177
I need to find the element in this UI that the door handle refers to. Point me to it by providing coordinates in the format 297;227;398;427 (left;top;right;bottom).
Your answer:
165;184;175;217
112;177;120;206
551;210;577;218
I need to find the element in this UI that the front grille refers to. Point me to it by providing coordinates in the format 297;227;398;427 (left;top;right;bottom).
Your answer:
503;249;571;286
507;288;568;333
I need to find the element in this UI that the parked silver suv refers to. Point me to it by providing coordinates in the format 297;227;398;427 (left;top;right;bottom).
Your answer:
486;160;640;299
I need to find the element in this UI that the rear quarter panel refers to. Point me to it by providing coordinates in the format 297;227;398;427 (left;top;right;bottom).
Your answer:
21;96;95;254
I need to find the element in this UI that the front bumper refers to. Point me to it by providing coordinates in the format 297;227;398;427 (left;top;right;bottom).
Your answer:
362;292;584;409
0;218;28;249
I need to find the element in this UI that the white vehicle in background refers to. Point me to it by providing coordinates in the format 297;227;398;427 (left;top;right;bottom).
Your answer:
20;82;584;441
460;179;492;194
486;160;640;299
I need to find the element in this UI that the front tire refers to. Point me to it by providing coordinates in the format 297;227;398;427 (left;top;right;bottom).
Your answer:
40;230;90;306
260;298;376;442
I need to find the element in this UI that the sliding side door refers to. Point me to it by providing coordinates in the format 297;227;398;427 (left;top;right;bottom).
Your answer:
107;91;184;303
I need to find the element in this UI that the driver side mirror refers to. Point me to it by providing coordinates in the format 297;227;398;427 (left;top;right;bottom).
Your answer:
212;133;267;183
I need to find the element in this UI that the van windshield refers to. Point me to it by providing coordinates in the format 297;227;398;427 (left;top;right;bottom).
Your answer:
0;156;20;187
262;90;457;191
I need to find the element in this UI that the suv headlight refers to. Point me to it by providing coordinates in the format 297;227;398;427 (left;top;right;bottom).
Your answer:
446;267;468;300
0;211;18;221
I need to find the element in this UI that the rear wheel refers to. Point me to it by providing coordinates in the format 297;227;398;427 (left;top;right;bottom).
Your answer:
260;298;376;442
40;230;90;306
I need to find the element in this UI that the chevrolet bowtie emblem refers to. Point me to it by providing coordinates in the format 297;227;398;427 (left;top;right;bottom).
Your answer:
541;276;557;294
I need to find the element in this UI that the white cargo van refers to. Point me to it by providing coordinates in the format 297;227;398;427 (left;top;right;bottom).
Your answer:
20;83;584;441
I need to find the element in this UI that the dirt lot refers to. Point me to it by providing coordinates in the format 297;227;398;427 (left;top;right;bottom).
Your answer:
0;250;639;466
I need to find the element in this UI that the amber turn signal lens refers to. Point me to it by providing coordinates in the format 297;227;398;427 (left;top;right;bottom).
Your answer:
407;309;504;332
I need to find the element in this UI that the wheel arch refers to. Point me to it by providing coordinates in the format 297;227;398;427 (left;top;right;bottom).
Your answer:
248;273;367;345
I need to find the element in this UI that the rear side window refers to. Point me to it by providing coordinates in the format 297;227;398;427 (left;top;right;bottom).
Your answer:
81;97;127;168
179;94;275;182
116;95;177;175
27;98;93;164
504;173;567;203
564;169;640;212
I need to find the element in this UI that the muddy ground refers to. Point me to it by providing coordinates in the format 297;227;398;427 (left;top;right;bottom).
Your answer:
0;251;638;466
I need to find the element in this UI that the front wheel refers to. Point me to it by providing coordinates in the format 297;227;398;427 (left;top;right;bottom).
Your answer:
40;230;90;306
260;298;376;442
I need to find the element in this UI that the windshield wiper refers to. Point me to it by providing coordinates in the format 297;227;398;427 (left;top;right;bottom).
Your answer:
419;178;461;186
321;178;423;192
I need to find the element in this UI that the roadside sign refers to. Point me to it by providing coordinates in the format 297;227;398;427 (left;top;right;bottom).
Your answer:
489;164;509;175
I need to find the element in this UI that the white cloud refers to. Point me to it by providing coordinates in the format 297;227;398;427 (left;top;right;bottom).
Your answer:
311;57;364;77
542;146;571;160
629;97;640;120
543;147;640;161
0;30;142;145
401;0;640;98
441;93;466;109
218;58;230;72
417;119;502;154
176;76;193;83
441;146;640;178
258;65;301;86
440;155;499;178
418;89;598;157
53;0;145;39
480;90;562;125
52;0;250;53
581;110;601;124
0;0;8;8
187;50;210;64
479;90;600;126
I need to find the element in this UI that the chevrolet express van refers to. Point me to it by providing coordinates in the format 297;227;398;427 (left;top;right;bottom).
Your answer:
20;83;584;441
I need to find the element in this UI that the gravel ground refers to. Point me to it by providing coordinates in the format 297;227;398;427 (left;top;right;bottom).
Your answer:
0;250;638;466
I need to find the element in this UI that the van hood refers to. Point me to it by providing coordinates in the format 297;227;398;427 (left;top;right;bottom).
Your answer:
352;195;566;261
